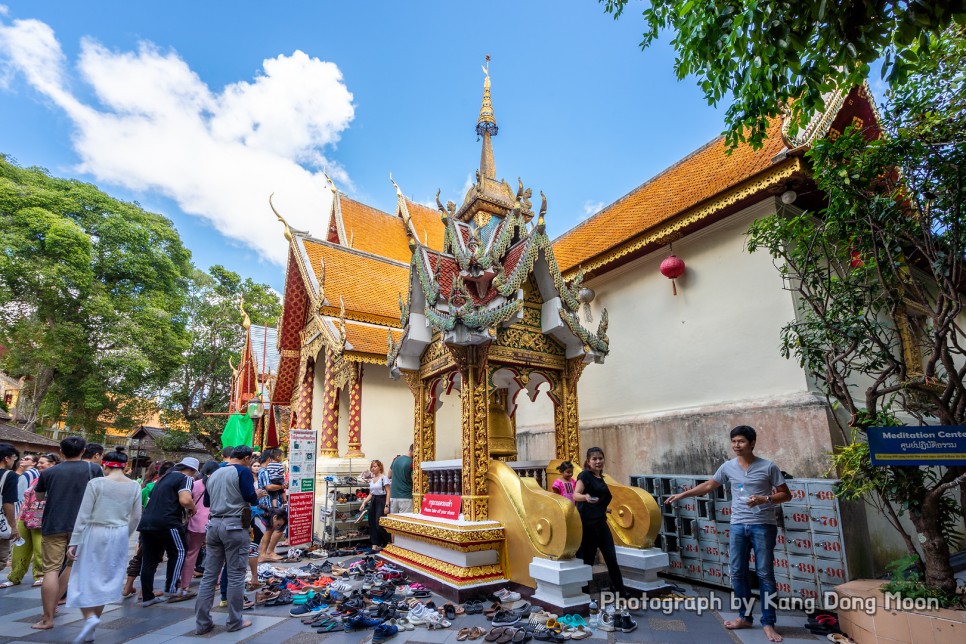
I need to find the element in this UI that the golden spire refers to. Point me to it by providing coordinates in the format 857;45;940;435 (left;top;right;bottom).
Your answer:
476;55;498;180
477;56;497;132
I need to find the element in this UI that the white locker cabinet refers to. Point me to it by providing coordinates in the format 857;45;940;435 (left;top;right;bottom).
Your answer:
634;474;854;595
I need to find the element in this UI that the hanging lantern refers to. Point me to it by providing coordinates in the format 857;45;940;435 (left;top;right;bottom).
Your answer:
660;255;686;295
247;391;265;419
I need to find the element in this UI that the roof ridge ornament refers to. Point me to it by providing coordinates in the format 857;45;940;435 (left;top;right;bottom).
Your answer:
477;55;497;136
268;193;309;243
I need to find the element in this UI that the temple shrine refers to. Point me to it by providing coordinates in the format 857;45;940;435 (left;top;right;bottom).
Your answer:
379;64;662;605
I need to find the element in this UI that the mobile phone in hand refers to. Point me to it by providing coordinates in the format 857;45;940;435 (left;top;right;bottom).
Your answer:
589;496;599;503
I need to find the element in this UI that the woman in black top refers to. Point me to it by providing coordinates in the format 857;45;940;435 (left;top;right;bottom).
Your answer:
573;446;624;594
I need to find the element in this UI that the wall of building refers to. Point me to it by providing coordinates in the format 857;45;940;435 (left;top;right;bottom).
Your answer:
518;198;837;481
359;365;415;463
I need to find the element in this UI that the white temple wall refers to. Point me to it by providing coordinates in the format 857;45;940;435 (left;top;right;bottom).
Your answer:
518;198;840;481
358;365;415;464
435;390;463;461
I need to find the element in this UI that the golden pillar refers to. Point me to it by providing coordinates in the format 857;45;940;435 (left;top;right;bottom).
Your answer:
553;358;586;465
344;362;364;457
292;359;314;430
405;372;436;511
319;351;340;457
456;344;490;522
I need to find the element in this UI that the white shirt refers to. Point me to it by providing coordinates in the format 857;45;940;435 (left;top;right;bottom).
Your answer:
369;474;390;496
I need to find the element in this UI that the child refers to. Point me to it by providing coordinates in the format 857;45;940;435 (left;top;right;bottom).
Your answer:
552;461;576;502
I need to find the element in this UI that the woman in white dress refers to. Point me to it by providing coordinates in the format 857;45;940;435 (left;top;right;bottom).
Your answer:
66;449;142;643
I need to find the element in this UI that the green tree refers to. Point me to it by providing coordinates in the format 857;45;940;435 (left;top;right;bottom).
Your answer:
161;265;280;453
0;156;192;431
746;28;966;596
601;0;965;148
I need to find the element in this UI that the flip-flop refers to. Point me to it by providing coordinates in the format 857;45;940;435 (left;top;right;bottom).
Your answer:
485;627;507;642
0;581;19;589
827;635;850;644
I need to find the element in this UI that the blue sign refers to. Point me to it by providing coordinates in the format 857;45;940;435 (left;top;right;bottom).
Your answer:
868;426;966;466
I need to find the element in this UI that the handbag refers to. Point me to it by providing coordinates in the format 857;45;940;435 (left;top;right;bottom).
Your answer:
20;480;44;530
0;470;11;538
241;506;252;530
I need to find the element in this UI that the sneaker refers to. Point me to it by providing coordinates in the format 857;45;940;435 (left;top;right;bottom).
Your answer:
597;610;616;632
289;594;326;617
373;622;399;643
343;613;384;631
492;588;522;603
619;610;637;633
141;597;164;608
491;610;521;627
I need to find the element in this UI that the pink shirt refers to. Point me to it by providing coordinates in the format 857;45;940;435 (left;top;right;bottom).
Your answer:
187;478;209;532
552;478;575;501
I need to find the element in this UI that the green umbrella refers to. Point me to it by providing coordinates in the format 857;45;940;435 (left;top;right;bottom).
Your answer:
221;413;253;448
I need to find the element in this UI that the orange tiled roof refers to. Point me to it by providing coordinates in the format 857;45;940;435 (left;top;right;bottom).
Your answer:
338;197;443;263
338;197;412;263
344;321;403;357
301;238;410;324
553;119;787;273
405;199;445;251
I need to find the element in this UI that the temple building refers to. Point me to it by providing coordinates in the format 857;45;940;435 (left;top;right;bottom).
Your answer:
271;167;448;468
270;68;899;573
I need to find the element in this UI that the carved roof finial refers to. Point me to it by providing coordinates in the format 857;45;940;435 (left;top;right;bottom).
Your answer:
239;295;251;331
476;55;498;138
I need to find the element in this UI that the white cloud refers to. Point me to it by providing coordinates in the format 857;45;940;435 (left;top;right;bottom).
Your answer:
0;6;8;17
0;15;354;266
582;200;604;219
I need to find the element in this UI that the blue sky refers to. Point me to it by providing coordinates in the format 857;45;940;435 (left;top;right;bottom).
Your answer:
0;1;732;291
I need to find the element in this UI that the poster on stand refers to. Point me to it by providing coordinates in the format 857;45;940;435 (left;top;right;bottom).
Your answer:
287;429;318;546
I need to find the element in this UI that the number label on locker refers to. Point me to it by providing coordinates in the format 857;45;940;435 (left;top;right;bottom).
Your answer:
807;481;837;508
786;536;813;556
817;563;848;585
773;552;790;573
813;538;843;556
714;501;733;521
791;577;821;600
687;561;703;577
703;543;720;558
787;481;808;504
782;507;811;531
788;554;817;579
681;537;701;558
775;580;793;594
809;507;841;533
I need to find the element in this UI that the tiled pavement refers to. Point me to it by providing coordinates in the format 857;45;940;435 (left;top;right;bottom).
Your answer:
0;561;824;643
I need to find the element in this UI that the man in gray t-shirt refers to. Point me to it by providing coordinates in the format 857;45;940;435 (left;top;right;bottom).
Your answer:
665;426;791;643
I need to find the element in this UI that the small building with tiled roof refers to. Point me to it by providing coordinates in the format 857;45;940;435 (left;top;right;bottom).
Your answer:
271;175;442;473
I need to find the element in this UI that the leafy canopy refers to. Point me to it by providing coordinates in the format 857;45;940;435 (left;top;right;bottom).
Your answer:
601;0;965;148
161;265;280;453
746;27;966;594
0;155;192;430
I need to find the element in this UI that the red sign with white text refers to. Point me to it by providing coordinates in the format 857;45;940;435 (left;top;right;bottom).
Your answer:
420;494;461;520
288;491;314;546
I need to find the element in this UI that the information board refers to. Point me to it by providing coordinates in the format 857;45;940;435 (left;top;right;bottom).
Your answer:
868;426;966;466
287;429;317;546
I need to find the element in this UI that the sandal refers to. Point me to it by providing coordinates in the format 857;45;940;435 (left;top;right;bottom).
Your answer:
486;627;507;642
469;626;488;640
458;627;473;641
0;581;19;589
444;603;458;620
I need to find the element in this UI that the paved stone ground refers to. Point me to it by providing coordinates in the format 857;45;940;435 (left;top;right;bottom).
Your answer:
0;541;824;643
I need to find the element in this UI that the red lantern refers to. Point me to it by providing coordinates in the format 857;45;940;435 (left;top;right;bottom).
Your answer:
660;254;686;295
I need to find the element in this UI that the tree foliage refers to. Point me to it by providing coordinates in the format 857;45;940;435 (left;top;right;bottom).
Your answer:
0;156;192;431
161;265;280;453
746;28;966;595
601;0;966;148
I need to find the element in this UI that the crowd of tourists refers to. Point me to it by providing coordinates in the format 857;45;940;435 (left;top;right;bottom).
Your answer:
0;438;302;640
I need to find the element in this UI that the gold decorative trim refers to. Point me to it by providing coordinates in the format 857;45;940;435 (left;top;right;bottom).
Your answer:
346;351;392;364
564;158;804;278
490;345;565;370
380;545;505;585
381;520;503;553
379;515;504;538
320;305;400;328
281;349;300;358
